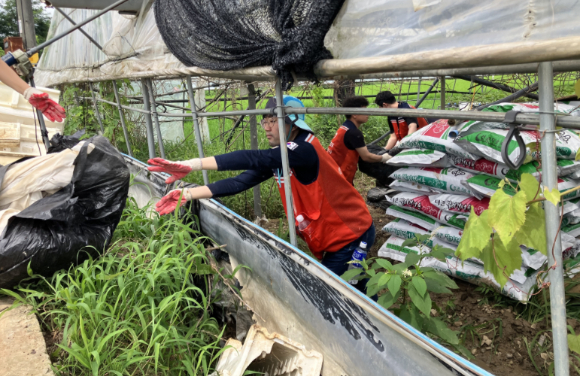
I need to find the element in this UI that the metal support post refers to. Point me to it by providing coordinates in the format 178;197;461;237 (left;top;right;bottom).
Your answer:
415;78;439;108
440;76;446;110
112;80;133;157
185;76;209;185
247;83;262;218
16;0;36;50
145;79;166;159
141;79;156;160
28;77;50;150
274;78;297;246
89;83;105;134
539;62;569;376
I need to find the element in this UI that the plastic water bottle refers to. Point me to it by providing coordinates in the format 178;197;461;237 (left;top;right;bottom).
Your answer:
296;214;310;232
348;241;368;285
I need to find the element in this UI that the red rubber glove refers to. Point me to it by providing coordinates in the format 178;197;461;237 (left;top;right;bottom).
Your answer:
148;157;202;184
155;189;192;215
24;88;66;122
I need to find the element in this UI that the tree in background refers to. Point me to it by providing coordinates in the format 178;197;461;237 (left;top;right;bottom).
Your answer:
0;0;51;51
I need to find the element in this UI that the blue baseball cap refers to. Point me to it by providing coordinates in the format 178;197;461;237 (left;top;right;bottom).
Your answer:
265;95;313;133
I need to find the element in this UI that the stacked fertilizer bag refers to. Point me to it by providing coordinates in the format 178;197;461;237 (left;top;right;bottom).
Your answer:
378;103;580;302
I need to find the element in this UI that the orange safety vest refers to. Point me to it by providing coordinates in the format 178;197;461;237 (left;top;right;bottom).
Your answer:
276;133;373;260
327;125;359;184
391;104;429;141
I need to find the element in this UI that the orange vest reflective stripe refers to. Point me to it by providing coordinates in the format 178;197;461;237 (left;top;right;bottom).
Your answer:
276;133;373;259
391;104;429;141
327;125;359;184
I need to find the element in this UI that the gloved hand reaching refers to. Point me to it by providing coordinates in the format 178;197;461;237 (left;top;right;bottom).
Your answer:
23;87;66;122
148;157;202;184
381;153;392;163
155;189;193;215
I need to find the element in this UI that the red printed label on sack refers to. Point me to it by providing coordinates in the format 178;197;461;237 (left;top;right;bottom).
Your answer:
423;119;449;138
398;195;442;219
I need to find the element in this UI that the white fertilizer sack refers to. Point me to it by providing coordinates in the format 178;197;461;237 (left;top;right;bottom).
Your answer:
428;193;490;215
387;149;450;168
389;167;474;195
394;119;479;160
386;205;440;231
386;192;467;229
455;128;580;165
389;180;440;195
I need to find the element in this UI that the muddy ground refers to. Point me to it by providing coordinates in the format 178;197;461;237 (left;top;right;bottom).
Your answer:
263;172;580;376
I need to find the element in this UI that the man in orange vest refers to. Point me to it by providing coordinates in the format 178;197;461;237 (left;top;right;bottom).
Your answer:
375;91;428;151
327;96;391;185
148;95;375;293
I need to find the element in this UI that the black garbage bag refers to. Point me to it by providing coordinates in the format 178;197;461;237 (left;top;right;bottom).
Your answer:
0;135;130;289
358;144;398;187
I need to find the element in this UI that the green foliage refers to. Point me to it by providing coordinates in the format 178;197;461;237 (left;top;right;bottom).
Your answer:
61;81;142;156
0;0;51;45
456;173;548;287
1;197;230;375
344;235;469;356
568;328;580;356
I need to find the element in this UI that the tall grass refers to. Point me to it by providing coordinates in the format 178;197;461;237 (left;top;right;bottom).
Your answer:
1;197;229;376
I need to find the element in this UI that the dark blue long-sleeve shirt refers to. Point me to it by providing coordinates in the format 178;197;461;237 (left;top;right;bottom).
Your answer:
207;130;319;198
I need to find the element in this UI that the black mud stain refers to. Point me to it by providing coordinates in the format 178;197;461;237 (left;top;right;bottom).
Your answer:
229;217;384;352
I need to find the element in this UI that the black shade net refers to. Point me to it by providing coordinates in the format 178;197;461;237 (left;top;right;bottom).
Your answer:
154;0;345;90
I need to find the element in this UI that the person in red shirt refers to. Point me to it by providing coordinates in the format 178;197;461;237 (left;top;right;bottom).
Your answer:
328;96;391;185
375;91;428;151
148;95;375;294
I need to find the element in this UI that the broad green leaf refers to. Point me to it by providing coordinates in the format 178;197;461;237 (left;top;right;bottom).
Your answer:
377;273;392;287
387;275;402;297
488;189;527;244
455;208;492;261
544;187;562;207
399;304;424;331
514;202;547;255
425;318;459;345
498;179;506;188
391;263;408;273
431;246;455;261
404;252;421;267
481;236;522;288
402;238;418;248
568;333;580;355
341;268;363;282
423;270;459;289
375;259;393;271
377;290;400;309
366;283;382;298
424;278;452;294
519;173;540;202
366;272;384;287
415;234;431;244
408;285;432;317
412;276;427;297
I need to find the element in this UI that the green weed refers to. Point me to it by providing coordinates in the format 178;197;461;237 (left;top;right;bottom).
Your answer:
1;197;230;376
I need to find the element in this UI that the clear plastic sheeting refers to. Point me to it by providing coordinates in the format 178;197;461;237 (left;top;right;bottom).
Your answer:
36;1;580;86
324;0;580;59
36;7;183;87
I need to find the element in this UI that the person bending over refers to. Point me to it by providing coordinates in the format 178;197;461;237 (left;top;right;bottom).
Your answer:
148;96;375;294
328;96;391;185
375;91;427;151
